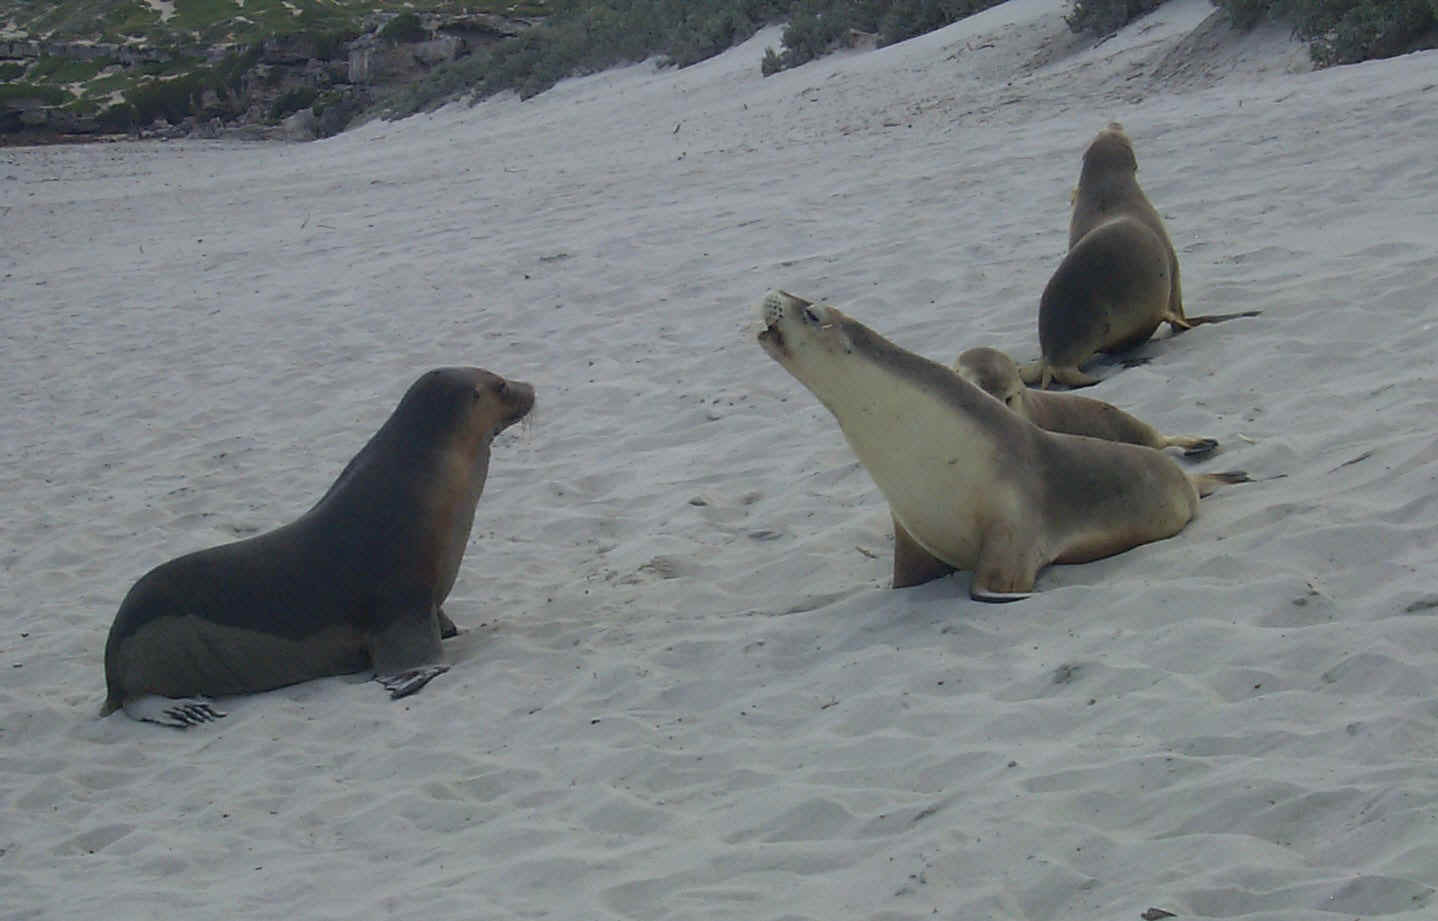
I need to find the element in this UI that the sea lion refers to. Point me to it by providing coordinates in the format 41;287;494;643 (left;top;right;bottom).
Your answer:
957;346;1217;457
101;367;535;728
1023;123;1258;388
755;290;1247;600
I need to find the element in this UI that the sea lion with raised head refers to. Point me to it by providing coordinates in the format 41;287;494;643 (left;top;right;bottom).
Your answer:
957;346;1217;457
1024;123;1258;388
756;290;1246;600
101;367;535;728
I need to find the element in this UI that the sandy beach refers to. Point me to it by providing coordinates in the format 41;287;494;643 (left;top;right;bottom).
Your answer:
3;0;1437;917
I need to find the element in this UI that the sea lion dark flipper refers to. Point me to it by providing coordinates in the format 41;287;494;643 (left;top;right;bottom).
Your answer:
375;666;451;699
437;608;460;639
368;601;448;699
122;695;227;728
892;515;956;588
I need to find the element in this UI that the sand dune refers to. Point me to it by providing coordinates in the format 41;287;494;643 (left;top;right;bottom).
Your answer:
4;0;1438;918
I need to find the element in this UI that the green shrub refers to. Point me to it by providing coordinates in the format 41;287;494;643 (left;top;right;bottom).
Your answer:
1211;0;1276;28
1211;0;1437;65
0;62;25;81
97;102;139;133
761;1;1003;74
379;12;428;45
0;83;72;105
124;74;208;123
1067;0;1167;34
270;85;319;120
28;55;109;83
878;0;1005;45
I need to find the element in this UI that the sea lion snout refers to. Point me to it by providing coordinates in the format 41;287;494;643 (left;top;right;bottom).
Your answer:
495;378;536;428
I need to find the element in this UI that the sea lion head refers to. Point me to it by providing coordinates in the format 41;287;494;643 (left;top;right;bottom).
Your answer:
394;367;535;458
955;347;1026;413
755;289;964;420
1080;121;1138;180
756;289;879;397
755;289;859;362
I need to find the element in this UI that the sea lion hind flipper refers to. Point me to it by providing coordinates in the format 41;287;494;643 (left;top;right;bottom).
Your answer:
891;515;956;588
1183;310;1262;327
1173;436;1219;458
1191;470;1252;497
437;607;460;639
121;695;226;728
375;664;451;699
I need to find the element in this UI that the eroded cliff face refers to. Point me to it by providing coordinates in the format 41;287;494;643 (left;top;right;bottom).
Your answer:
0;10;536;144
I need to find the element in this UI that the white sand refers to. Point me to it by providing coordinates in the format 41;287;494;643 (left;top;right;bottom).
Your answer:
4;0;1438;917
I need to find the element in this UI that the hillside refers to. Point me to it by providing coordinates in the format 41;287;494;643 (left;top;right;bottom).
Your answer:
0;1;545;141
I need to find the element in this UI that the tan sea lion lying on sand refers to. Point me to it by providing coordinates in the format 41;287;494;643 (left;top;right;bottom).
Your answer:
957;346;1218;457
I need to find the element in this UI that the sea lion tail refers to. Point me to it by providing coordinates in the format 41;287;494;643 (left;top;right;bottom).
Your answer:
1192;471;1252;497
1183;310;1262;326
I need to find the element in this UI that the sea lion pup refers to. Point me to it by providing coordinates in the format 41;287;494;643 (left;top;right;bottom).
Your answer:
755;290;1247;600
1023;123;1259;388
957;346;1217;458
101;367;535;728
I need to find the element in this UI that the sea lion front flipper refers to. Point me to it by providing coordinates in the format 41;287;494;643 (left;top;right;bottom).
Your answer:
375;665;451;699
1018;360;1046;386
1045;365;1101;389
369;603;448;699
892;514;956;588
437;608;459;639
121;695;226;728
969;525;1040;603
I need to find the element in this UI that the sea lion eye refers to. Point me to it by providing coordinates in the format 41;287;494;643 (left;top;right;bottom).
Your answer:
492;380;509;395
802;306;821;325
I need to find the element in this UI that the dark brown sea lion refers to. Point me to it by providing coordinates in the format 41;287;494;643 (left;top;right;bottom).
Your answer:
101;367;535;727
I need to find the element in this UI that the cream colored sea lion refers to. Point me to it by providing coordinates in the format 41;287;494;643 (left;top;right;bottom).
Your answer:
101;367;535;728
1024;123;1259;388
756;290;1247;600
957;346;1217;457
